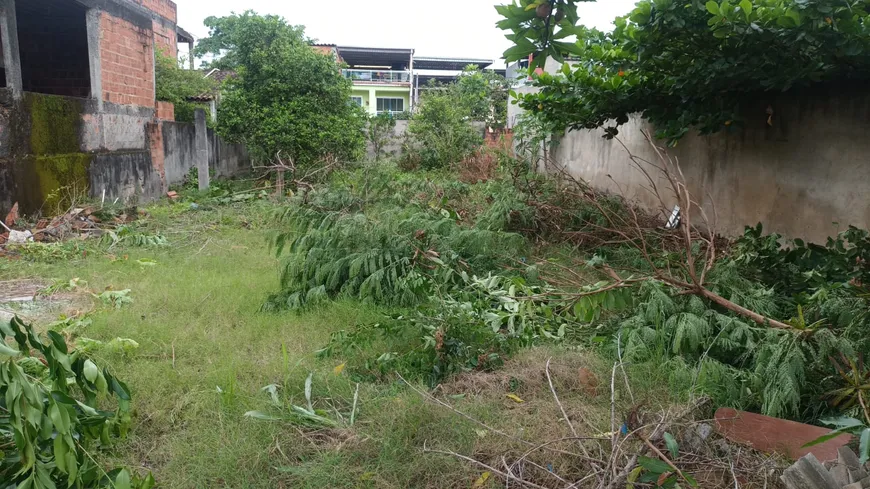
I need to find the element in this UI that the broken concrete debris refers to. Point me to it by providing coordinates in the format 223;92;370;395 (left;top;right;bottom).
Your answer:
782;448;870;489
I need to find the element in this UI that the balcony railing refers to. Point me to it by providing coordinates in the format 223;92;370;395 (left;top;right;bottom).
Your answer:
342;69;410;84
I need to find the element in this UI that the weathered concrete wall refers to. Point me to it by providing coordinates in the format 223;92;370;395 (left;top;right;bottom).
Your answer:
209;128;250;179
160;122;250;186
0;92;163;214
542;83;870;242
366;120;408;159
162;121;195;185
89;150;159;203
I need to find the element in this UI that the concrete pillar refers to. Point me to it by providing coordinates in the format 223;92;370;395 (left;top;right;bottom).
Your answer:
209;99;217;123
85;9;103;110
0;0;23;98
368;87;377;116
194;108;210;190
188;41;194;70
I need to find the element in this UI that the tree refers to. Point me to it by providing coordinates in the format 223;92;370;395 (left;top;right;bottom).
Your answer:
194;12;308;70
497;0;870;142
154;50;215;123
405;87;482;169
453;66;511;129
367;113;397;162
198;11;366;172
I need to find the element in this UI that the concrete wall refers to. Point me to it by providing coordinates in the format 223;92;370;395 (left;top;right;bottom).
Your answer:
536;83;870;242
366;119;408;159
0;91;250;215
208;128;250;179
159;122;250;186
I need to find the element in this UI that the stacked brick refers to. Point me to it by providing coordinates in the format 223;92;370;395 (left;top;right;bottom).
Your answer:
139;0;177;23
99;13;155;107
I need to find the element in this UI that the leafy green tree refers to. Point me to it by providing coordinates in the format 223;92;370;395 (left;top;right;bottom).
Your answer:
453;66;511;129
405;88;482;169
194;12;308;70
497;0;870;142
154;50;215;123
198;11;365;170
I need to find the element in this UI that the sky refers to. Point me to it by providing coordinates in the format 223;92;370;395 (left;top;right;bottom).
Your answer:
176;0;638;68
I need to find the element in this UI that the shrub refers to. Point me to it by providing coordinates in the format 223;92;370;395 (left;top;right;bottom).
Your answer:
404;91;482;170
201;11;366;170
154;49;215;124
367;113;397;162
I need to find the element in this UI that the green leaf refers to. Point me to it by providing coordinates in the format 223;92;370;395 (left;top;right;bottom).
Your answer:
140;473;156;489
820;416;864;429
0;340;20;356
115;469;132;489
860;428;870;464
54;436;68;474
664;432;680;459
305;372;314;413
244;410;281;421
739;0;751;16
803;428;851;447
638;455;671;474
705;1;719;15
83;359;98;383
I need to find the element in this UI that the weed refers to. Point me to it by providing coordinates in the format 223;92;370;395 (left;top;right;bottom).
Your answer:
7;241;86;263
245;373;360;428
102;225;168;249
93;289;133;309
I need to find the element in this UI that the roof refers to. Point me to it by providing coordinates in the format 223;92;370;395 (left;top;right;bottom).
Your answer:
176;26;195;44
188;69;236;101
414;56;494;71
336;46;414;68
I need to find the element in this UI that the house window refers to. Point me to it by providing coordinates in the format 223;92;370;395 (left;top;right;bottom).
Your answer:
376;97;404;114
351;96;363;107
15;0;91;98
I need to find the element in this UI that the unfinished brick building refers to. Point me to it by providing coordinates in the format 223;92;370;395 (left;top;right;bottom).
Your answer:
0;0;247;215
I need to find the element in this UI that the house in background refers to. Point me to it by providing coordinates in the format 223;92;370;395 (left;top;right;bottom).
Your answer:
315;44;498;116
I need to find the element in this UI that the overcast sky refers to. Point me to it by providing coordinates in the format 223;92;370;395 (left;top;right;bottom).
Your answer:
176;0;637;67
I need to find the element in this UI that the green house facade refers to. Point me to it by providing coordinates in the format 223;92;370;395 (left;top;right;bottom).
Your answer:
314;45;496;116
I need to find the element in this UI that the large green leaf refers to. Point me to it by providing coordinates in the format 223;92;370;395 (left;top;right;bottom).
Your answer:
638;455;671;474
0;340;20;356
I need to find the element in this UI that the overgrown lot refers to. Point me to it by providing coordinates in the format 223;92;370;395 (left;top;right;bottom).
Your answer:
3;143;870;487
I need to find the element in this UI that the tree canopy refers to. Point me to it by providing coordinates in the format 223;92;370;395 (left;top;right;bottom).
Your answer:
498;0;870;141
453;66;511;129
154;50;216;123
198;11;365;168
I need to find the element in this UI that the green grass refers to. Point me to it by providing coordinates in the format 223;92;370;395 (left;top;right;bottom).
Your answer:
1;196;682;489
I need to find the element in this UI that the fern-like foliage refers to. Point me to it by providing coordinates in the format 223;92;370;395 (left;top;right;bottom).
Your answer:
616;279;860;419
265;195;526;310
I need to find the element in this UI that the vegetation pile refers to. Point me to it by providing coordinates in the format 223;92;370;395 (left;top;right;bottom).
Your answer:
267;121;870;431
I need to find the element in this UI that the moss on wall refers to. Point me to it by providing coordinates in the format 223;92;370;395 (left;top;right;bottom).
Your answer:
33;153;92;214
25;93;84;156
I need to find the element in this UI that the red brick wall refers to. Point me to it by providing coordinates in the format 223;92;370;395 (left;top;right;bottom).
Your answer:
136;0;177;23
100;12;155;107
156;101;175;121
152;20;177;57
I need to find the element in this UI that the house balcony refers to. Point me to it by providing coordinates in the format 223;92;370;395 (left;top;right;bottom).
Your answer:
343;69;411;85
